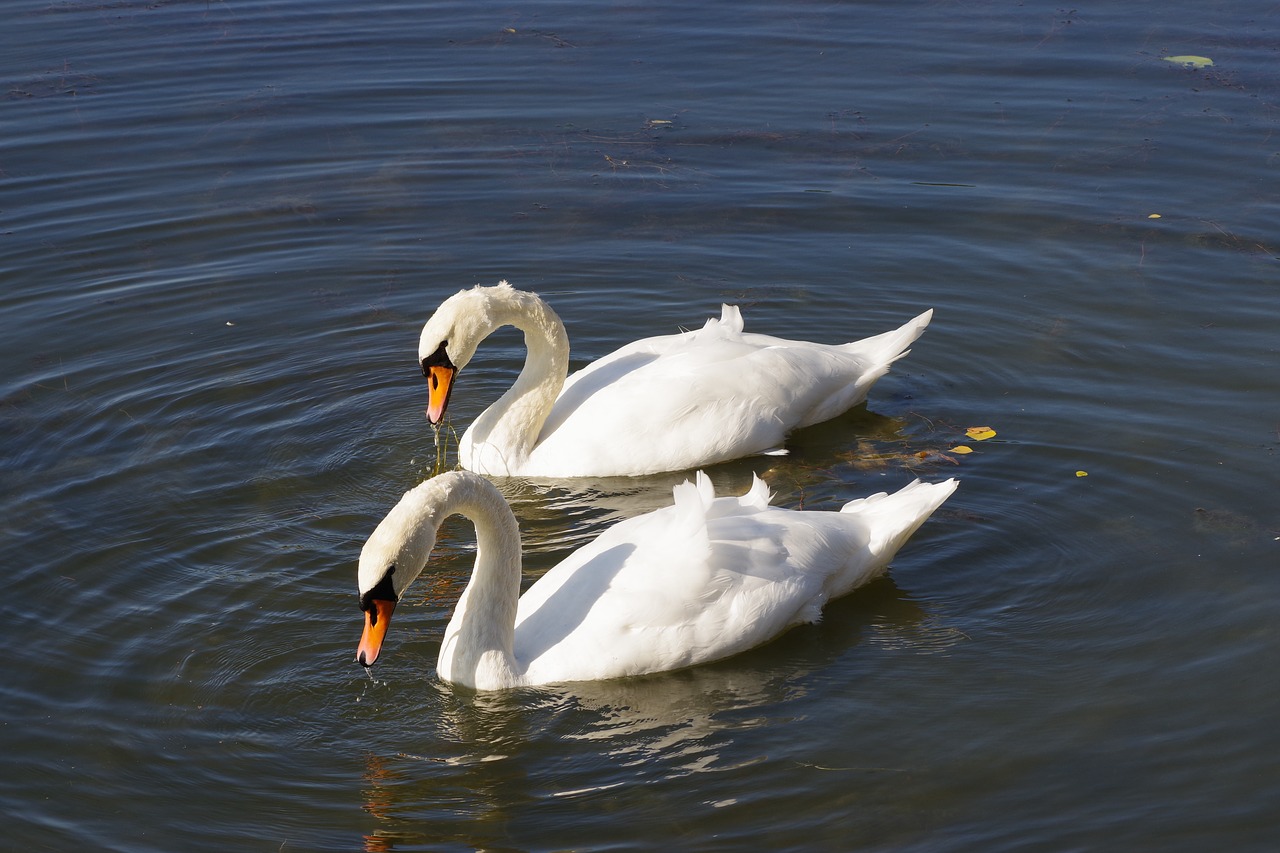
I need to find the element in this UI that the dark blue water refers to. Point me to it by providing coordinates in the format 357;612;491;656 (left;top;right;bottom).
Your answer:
3;1;1278;850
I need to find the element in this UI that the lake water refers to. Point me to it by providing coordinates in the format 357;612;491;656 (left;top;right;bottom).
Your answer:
3;0;1278;849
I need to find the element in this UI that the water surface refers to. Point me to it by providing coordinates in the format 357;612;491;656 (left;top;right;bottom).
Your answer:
3;1;1278;850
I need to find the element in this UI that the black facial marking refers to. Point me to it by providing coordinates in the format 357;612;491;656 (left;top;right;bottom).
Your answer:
420;340;453;378
360;566;398;617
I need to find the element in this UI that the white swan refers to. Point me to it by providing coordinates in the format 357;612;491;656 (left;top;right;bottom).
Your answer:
418;282;933;477
355;470;957;690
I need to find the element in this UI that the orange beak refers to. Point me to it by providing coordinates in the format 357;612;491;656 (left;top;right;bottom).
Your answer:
356;598;397;667
425;364;456;425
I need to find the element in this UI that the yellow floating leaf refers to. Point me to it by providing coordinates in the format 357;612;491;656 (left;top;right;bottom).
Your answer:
1076;470;1088;477
1147;213;1161;219
949;445;973;455
1164;55;1214;69
965;426;997;441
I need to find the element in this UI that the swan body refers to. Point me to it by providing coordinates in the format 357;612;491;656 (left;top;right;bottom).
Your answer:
356;470;957;690
418;282;933;478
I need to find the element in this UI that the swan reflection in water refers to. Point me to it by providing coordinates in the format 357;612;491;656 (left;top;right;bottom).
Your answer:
356;578;962;851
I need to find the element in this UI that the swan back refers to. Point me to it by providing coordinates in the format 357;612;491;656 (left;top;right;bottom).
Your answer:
511;473;957;684
521;304;935;477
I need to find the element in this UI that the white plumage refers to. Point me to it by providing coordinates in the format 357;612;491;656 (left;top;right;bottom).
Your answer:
355;470;957;690
417;282;933;477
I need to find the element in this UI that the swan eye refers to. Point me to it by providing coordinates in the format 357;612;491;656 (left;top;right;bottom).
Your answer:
421;340;453;378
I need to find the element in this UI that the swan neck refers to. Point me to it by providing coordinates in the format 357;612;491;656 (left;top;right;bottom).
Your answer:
466;290;569;471
436;478;525;688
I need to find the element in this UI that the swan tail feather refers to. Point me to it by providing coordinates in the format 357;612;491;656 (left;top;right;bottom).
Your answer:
840;477;957;557
841;308;933;368
793;309;935;430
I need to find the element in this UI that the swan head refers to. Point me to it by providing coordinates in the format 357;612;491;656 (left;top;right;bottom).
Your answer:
355;482;444;667
417;283;518;424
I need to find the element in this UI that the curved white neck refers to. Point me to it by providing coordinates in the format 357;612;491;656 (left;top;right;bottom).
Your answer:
433;476;527;689
462;290;569;474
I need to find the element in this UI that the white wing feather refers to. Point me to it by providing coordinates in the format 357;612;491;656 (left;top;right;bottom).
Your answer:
515;474;956;684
